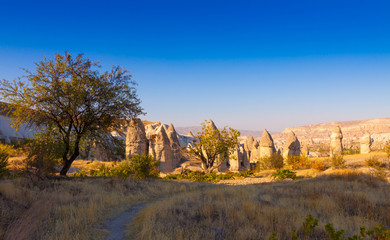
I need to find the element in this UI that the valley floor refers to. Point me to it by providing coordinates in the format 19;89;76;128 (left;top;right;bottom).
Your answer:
1;152;390;240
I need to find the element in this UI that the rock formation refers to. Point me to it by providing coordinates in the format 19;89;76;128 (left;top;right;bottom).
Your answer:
167;123;182;169
245;136;254;152
250;140;260;163
148;124;173;172
301;144;309;157
259;129;276;158
360;134;372;154
187;131;195;138
125;118;149;158
229;145;250;171
282;131;301;159
330;126;343;157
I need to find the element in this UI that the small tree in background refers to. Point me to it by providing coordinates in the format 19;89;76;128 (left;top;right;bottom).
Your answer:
190;120;240;173
0;52;143;175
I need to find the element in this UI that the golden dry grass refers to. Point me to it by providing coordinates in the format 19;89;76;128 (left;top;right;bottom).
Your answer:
130;172;390;240
0;177;209;240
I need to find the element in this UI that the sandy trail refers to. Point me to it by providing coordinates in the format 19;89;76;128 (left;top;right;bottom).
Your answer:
103;202;150;240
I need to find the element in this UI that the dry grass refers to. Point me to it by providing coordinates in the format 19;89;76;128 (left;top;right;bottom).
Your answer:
0;176;209;240
130;172;390;240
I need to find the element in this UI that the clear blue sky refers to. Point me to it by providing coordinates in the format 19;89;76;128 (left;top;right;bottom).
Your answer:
1;0;390;132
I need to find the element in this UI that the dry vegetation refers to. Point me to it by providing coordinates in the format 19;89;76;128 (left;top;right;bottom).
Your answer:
1;152;390;240
0;177;209;240
130;172;390;240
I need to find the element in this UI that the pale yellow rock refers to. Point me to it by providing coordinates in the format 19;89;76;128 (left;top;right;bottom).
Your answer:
360;134;372;154
126;118;148;158
148;125;173;172
282;131;301;159
259;129;276;158
330;126;343;157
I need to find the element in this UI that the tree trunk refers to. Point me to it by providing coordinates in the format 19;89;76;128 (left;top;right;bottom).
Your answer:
59;137;81;176
60;160;72;176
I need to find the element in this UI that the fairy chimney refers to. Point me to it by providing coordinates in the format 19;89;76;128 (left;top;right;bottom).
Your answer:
167;123;182;169
360;134;372;154
330;126;343;157
126;118;149;158
282;131;301;159
259;129;276;158
148;124;173;172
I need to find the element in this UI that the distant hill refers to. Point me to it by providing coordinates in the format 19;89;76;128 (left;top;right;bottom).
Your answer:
272;118;390;146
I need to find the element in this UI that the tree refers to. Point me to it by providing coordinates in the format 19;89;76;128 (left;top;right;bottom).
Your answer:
0;52;143;175
190;120;240;173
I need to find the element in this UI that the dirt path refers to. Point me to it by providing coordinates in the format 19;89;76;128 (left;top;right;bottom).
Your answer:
104;202;150;240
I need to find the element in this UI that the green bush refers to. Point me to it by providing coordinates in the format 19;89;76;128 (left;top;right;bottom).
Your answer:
288;215;390;240
89;154;160;179
286;155;311;170
70;170;87;177
330;156;345;169
126;154;160;179
271;169;297;180
343;148;360;155
0;144;11;177
384;143;390;159
25;130;64;175
365;156;382;168
164;170;254;183
256;154;284;171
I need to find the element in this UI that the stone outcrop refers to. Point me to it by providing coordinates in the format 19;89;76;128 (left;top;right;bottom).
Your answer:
167;123;182;169
250;140;260;163
229;145;250;171
187;131;195;138
301;144;309;157
360;134;372;154
245;136;254;152
207;119;218;131
282;131;301;159
330;126;343;157
259;129;276;158
148;124;173;172
126;118;149;158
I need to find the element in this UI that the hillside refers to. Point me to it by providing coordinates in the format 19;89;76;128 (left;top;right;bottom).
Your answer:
273;118;390;147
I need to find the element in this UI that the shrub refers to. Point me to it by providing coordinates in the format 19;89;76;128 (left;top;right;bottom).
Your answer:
256;154;284;171
365;156;382;168
384;143;390;159
126;154;160;179
271;169;297;180
330;156;345;169
289;215;390;240
343;148;360;155
25;130;64;175
0;144;11;177
164;170;254;183
311;159;327;171
89;154;160;179
70;170;87;177
89;164;112;177
286;155;311;170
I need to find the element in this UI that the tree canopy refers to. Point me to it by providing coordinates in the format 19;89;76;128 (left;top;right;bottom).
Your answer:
0;52;143;175
190;120;240;173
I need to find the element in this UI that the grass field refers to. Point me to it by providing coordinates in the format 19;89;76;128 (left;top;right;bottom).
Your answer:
129;172;389;240
1;152;389;240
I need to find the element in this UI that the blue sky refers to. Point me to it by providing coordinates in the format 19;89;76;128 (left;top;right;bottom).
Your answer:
1;0;390;131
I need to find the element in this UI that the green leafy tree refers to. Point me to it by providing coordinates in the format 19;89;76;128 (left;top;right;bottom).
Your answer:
190;120;240;173
0;52;143;175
